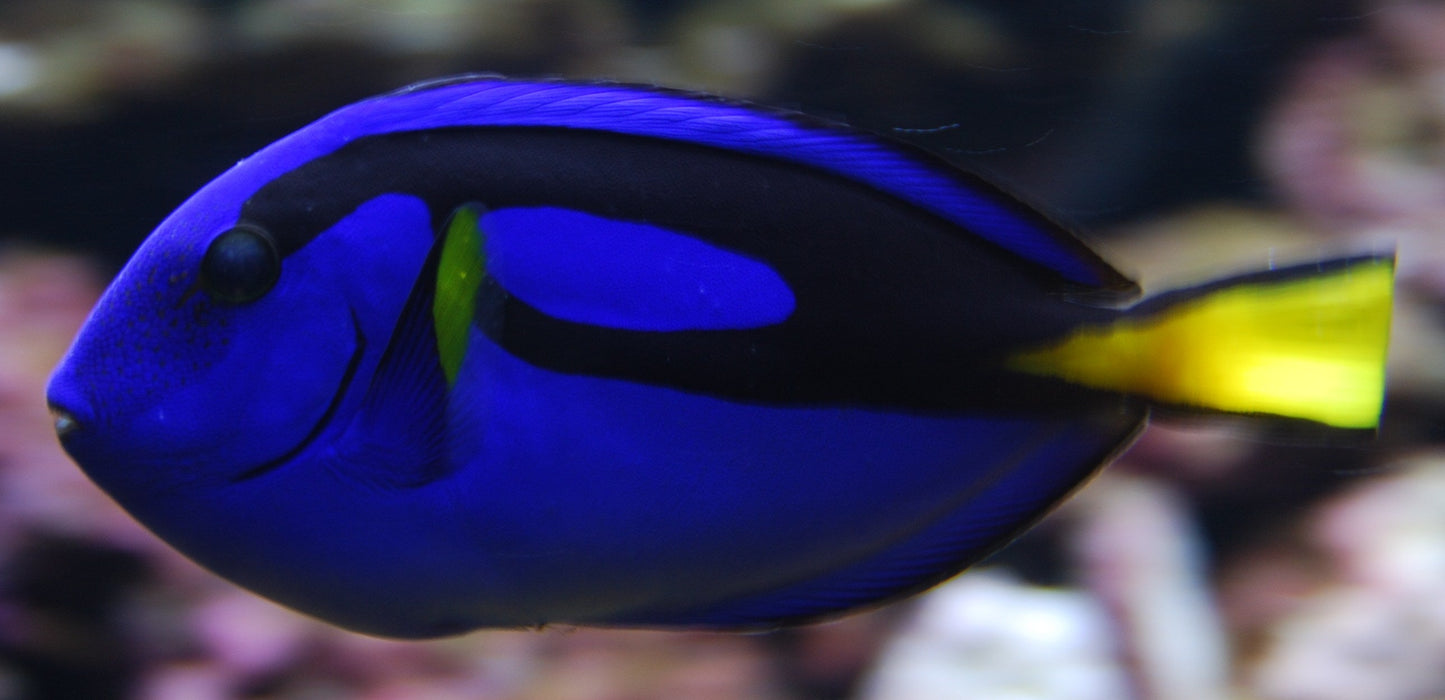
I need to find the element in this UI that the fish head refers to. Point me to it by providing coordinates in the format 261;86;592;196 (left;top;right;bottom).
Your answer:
46;146;434;514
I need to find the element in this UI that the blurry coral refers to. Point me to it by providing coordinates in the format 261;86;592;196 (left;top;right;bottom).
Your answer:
0;252;151;698
1244;455;1445;700
859;570;1129;700
1068;473;1230;700
232;0;630;77
0;0;207;119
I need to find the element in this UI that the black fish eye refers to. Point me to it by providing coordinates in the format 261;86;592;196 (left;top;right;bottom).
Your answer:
200;224;280;304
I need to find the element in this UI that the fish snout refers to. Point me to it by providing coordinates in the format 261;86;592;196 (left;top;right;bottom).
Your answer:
45;371;93;444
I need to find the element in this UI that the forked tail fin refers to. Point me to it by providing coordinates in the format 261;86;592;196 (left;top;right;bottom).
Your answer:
1006;255;1395;429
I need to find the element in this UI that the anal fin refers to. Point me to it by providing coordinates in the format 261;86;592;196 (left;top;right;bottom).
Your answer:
616;413;1143;629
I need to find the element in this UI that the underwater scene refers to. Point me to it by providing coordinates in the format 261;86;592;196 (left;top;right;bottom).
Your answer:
2;0;1444;698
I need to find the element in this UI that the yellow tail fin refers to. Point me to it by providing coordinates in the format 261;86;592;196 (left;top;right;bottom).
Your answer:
1007;256;1394;429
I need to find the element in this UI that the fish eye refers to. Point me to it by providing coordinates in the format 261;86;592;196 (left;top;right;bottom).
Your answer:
200;225;280;304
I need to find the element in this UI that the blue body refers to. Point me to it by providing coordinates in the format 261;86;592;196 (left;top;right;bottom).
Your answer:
48;77;1146;637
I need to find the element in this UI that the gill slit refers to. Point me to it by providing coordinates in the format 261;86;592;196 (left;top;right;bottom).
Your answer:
232;308;367;482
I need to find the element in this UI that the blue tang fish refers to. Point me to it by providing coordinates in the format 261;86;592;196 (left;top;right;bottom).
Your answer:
47;76;1393;638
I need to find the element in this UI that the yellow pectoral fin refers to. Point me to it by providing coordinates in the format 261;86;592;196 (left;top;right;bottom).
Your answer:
433;204;487;387
1007;257;1394;429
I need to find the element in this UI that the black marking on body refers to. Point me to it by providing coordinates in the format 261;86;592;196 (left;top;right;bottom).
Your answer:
241;127;1124;412
381;77;1137;299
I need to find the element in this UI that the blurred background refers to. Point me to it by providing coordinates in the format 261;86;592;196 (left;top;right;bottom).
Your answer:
1;0;1443;698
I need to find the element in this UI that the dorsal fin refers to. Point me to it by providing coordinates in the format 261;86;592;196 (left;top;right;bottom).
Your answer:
268;76;1136;293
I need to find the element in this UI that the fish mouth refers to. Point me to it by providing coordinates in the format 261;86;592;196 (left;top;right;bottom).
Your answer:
51;405;80;438
47;364;97;449
232;310;367;482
